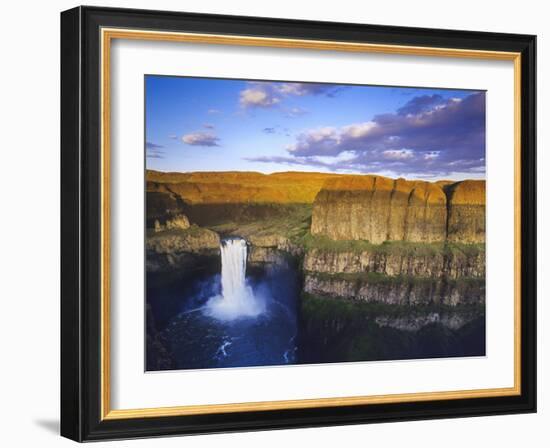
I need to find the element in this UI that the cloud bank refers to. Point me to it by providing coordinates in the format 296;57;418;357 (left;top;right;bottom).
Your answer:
247;92;486;177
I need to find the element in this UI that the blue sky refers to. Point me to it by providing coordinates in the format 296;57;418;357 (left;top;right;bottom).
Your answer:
145;75;486;180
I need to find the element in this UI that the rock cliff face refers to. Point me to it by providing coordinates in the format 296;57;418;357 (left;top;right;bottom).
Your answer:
248;246;289;266
447;180;486;243
154;214;191;233
302;238;485;307
374;311;477;332
311;175;485;244
146;225;220;272
165;214;190;230
303;246;484;279
299;292;485;363
146;191;185;228
303;273;484;306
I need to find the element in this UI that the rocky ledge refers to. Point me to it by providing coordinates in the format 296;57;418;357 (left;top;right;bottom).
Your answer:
303;244;484;279
304;272;484;307
374;310;481;332
146;225;220;272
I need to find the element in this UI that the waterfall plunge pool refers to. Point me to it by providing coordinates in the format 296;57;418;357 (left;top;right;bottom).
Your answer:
146;237;300;371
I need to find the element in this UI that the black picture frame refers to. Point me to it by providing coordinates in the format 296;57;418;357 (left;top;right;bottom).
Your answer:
61;5;536;442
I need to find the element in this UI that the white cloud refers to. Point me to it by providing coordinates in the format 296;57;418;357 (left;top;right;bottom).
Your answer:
382;149;414;160
424;151;440;160
285;106;308;117
342;121;377;138
274;82;339;97
239;87;280;108
286;127;341;155
275;83;305;95
181;132;220;147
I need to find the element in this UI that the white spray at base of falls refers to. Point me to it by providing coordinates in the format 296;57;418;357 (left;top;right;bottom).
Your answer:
205;238;264;321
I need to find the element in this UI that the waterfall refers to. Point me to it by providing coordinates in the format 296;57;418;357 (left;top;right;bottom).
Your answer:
205;238;264;320
220;239;248;303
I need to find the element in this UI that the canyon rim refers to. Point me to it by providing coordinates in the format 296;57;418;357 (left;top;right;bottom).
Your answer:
145;75;486;371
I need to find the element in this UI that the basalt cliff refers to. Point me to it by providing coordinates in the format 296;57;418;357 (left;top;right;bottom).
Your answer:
311;175;485;244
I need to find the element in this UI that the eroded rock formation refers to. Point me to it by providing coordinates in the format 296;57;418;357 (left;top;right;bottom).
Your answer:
303;246;485;279
146;225;220;272
311;175;485;244
446;180;486;243
303;273;485;306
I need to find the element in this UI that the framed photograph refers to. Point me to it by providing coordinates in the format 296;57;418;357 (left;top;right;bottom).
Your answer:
60;6;536;442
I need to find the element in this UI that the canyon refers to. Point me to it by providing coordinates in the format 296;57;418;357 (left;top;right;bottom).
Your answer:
146;170;486;369
146;170;485;333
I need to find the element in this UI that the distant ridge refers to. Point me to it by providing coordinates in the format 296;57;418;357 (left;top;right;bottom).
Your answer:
146;169;482;206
